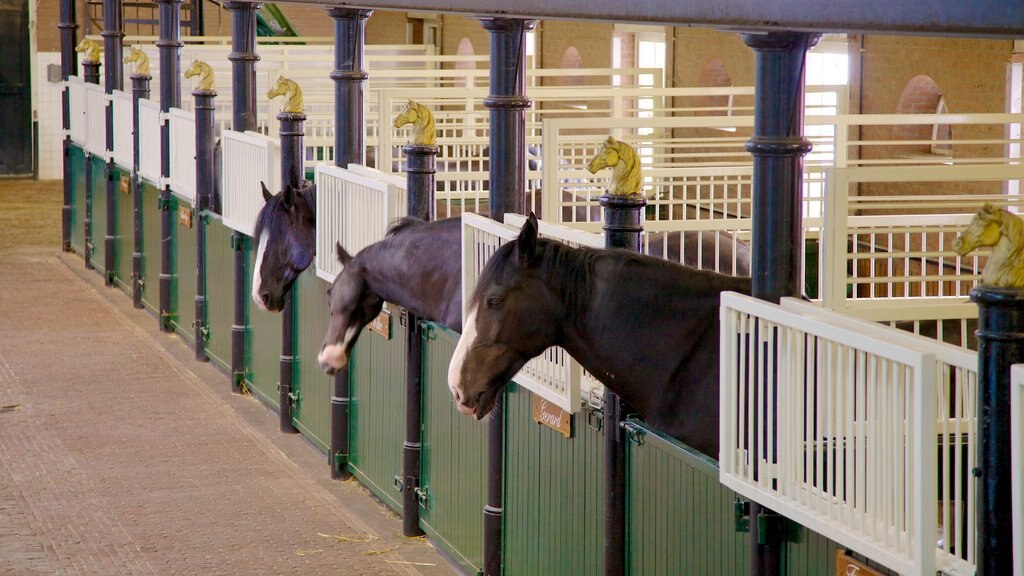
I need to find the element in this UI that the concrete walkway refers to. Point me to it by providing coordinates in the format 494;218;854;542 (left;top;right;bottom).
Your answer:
0;180;458;575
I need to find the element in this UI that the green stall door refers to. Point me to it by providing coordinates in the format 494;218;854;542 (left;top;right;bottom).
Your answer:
68;145;86;254
171;195;195;345
89;155;107;278
113;168;133;295
204;215;235;373
420;323;486;575
292;268;333;452
140;182;162;314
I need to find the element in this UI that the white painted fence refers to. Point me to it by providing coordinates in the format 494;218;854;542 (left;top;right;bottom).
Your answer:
720;293;978;576
137;99;162;185
221;130;280;237
67;76;87;147
168;108;196;205
85;83;107;158
111;90;134;169
1014;364;1024;576
314;164;407;283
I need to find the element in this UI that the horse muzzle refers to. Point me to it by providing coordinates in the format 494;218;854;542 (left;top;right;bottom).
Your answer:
318;343;348;375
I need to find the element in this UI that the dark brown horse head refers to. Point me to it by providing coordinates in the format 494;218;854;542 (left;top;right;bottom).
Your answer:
251;181;316;312
317;243;385;376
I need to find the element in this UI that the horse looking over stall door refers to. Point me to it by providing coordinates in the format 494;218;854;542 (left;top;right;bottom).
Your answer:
447;213;751;458
252;181;317;312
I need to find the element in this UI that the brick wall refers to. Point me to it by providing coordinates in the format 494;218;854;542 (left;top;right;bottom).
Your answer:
440;15;489;63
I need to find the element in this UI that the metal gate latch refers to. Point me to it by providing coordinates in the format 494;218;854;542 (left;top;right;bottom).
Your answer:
414;486;430;509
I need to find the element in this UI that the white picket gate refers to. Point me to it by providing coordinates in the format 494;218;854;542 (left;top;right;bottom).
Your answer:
221;130;280;237
168;108;196;205
136;99;162;185
111;90;134;169
85;82;107;158
67;76;87;147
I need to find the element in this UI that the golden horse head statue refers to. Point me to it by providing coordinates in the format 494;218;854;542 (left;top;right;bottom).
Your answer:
267;76;303;114
184;59;215;91
122;46;150;76
586;136;642;196
393;100;437;147
75;38;101;64
953;203;1024;288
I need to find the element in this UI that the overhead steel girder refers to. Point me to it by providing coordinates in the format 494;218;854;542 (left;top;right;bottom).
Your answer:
230;0;1024;38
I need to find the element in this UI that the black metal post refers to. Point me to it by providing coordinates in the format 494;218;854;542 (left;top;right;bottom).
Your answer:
225;1;260;393
969;286;1023;576
741;31;819;576
60;0;78;252
157;0;182;333
400;144;437;537
599;193;646;576
130;73;151;309
278;111;305;435
327;6;371;479
193;88;216;362
103;0;124;286
83;60;100;270
480;17;535;576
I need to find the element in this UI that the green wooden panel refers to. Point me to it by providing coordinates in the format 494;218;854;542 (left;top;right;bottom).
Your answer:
204;215;234;373
419;323;486;575
113;167;133;295
292;268;333;452
626;421;748;576
246;250;283;409
171;196;196;345
140;182;162;314
89;155;107;277
68;145;86;254
348;314;407;513
783;527;897;576
503;383;604;576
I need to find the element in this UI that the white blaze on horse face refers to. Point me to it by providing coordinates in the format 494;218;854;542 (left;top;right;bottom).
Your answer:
251;233;269;310
317;323;361;371
447;307;478;415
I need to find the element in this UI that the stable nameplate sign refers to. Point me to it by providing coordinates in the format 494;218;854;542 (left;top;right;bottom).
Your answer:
835;551;884;576
532;394;573;438
120;174;130;194
178;206;192;228
368;307;391;339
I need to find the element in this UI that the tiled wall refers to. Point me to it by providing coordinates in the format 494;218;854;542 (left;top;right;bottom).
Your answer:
36;52;63;181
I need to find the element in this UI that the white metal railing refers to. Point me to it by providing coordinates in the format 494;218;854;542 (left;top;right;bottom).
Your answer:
721;293;978;576
314;164;407;283
111;90;134;169
67;76;87;146
1014;364;1024;576
85;82;107;158
221;130;280;237
137;99;162;185
168;108;196;205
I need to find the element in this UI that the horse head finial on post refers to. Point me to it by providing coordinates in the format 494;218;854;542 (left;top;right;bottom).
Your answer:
586;136;643;197
267;76;303;114
75;38;102;64
954;203;1024;288
184;59;215;91
123;46;150;76
394;100;437;147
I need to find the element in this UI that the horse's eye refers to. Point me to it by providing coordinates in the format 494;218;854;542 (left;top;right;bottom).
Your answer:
486;296;503;309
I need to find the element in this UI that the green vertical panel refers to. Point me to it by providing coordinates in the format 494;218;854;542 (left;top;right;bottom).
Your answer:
114;167;133;295
626;421;748;576
503;383;605;576
292;268;332;452
203;215;234;373
348;314;406;513
171;196;196;345
89;155;107;276
783;528;898;576
69;145;86;254
246;244;283;409
419;324;485;575
140;182;162;314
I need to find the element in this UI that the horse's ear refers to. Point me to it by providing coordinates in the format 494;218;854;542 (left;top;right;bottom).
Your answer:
604;136;616;147
336;242;354;266
516;212;539;267
261;181;272;203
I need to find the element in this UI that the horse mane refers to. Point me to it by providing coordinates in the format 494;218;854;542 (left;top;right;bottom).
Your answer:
385;216;428;238
611;139;642;196
253;182;316;240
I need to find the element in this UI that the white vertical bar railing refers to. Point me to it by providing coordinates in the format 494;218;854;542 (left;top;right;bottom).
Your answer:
168;108;197;205
111;90;134;169
67;76;87;146
220;130;280;237
85;82;107;159
137;99;163;185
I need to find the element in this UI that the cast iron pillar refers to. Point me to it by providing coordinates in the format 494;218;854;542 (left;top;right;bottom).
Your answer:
480;17;536;576
103;0;124;286
969;286;1023;576
130;73;151;309
278;111;305;435
400;144;437;537
193;87;217;362
157;0;182;333
327;6;371;480
83;60;100;270
225;1;260;393
599;193;646;576
60;0;78;252
741;31;819;576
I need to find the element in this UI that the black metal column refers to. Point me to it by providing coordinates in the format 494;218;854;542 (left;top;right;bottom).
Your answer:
83;60;100;270
103;0;124;286
225;1;260;393
480;17;535;576
741;31;818;576
157;0;182;333
599;193;646;576
278;111;305;435
400;144;437;538
193;88;216;362
60;0;78;252
130;73;151;309
969;286;1023;576
327;6;371;480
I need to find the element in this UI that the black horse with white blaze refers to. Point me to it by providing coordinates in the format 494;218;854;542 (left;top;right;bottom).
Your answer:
251;181;316;312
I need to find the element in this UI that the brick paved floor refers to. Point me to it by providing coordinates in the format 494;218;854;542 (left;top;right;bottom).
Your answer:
0;180;458;575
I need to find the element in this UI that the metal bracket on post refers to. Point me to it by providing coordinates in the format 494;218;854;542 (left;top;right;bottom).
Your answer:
735;500;751;533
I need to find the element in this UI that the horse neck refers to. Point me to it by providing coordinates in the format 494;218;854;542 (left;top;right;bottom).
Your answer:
999;213;1024;259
